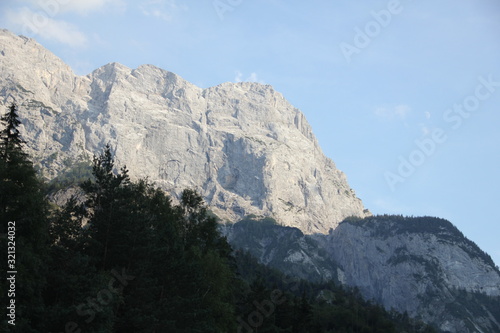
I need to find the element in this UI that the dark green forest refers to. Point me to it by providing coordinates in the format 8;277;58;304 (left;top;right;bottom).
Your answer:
0;104;436;332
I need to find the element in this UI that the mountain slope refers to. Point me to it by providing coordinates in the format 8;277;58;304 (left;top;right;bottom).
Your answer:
225;216;500;332
0;29;369;234
323;216;500;332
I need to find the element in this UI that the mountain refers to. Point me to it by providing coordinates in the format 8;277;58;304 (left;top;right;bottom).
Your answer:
2;29;500;332
0;29;369;234
224;216;500;332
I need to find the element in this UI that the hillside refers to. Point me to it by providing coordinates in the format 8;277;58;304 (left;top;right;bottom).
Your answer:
224;216;500;332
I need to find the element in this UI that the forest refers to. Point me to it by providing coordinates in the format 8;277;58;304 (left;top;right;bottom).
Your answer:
0;103;436;332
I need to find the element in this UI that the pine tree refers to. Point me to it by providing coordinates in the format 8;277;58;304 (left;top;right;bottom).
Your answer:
80;144;131;270
0;103;25;160
0;103;49;332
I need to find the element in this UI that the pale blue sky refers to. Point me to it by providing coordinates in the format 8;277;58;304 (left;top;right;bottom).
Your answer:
1;0;499;265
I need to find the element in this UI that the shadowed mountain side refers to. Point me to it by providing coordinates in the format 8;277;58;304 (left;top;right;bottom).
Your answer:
223;216;500;332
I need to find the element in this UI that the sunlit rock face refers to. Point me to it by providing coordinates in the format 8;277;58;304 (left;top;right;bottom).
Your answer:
0;29;369;234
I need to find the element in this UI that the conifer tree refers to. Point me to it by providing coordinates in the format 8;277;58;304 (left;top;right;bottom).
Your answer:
0;103;49;332
80;144;131;270
0;103;25;160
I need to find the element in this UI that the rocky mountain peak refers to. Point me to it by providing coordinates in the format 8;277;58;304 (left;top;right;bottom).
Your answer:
0;29;370;234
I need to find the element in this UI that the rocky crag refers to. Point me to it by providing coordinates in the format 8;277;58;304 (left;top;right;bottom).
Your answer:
0;29;369;234
323;216;500;332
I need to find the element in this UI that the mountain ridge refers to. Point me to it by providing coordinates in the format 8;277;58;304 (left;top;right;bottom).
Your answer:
0;29;370;234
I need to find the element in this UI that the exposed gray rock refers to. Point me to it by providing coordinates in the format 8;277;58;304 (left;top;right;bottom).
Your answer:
0;29;369;234
226;216;500;332
225;216;500;332
321;216;500;332
220;218;341;283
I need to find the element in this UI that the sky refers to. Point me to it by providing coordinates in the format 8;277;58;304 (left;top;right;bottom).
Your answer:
1;0;499;265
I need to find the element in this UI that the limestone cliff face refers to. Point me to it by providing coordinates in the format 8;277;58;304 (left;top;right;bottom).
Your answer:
322;216;500;332
0;29;369;233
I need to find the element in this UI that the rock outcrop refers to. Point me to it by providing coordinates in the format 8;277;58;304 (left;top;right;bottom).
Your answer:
322;216;500;332
0;29;369;233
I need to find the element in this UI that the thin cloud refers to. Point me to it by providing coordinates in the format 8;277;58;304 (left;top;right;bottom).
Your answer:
140;7;172;21
5;7;87;48
234;71;265;84
139;0;188;22
21;0;126;15
234;71;243;82
375;104;411;119
419;124;431;136
394;104;411;118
